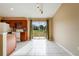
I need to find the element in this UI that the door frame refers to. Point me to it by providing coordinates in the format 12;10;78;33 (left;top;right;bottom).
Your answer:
30;19;49;39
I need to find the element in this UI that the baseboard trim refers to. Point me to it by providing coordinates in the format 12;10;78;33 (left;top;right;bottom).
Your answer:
56;42;74;56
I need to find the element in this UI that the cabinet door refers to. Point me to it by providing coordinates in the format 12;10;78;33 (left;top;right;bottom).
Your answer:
7;34;16;56
0;35;3;56
20;32;28;41
0;16;3;22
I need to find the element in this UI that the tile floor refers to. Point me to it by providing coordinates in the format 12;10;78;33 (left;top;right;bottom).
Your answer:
15;41;30;51
10;37;70;56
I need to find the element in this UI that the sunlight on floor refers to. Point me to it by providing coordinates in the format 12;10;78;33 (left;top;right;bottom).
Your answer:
11;37;70;56
28;38;47;56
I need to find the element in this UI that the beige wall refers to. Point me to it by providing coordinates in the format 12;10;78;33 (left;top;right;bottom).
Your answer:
48;18;53;40
30;18;48;21
53;4;79;55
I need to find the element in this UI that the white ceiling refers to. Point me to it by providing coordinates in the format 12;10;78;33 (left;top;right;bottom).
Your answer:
0;3;61;18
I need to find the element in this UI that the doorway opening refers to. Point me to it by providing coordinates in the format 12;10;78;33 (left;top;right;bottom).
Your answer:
31;20;48;39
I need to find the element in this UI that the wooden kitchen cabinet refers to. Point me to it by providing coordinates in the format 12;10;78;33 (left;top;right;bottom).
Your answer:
0;16;3;22
0;34;3;56
20;32;28;41
7;33;16;56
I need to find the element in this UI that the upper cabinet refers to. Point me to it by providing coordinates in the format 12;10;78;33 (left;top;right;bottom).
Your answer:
1;17;28;32
0;16;3;22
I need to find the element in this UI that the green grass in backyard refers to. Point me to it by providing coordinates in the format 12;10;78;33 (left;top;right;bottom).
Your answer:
31;30;47;37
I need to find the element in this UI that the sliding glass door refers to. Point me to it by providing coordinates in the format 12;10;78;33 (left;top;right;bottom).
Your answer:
31;20;48;39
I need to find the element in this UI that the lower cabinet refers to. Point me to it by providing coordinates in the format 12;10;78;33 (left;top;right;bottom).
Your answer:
7;33;16;56
20;32;28;41
7;32;28;55
0;34;3;56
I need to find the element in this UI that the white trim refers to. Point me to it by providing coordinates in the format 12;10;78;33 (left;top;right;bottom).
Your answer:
28;20;30;40
56;42;74;56
3;32;7;56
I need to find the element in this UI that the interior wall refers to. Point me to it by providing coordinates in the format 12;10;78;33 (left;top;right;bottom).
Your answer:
31;18;48;21
48;18;53;40
53;3;79;55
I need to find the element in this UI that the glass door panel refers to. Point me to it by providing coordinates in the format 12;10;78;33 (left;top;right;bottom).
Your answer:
31;21;48;39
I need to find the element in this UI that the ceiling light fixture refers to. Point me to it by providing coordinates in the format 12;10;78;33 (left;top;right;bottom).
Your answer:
10;8;14;11
36;3;43;14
